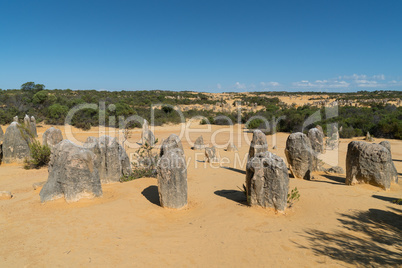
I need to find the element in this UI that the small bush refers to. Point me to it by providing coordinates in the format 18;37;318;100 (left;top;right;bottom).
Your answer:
24;140;51;169
247;118;264;129
120;139;159;182
287;187;300;208
392;198;402;205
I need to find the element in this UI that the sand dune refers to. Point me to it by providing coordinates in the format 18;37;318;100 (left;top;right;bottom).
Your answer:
0;124;401;267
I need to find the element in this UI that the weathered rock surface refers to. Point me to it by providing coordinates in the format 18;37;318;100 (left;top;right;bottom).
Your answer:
378;141;398;183
205;146;216;162
84;135;132;184
226;143;238;152
157;150;187;209
248;130;268;158
308;127;325;154
0;126;4;143
160;134;183;157
24;114;30;129
193;135;205;150
2;122;32;163
325;166;345;174
33;181;46;190
30;116;37;137
326;125;339;150
346;141;397;190
308;127;325;171
142;130;155;146
365;132;374;142
13;116;18;122
285;132;313;180
379;141;391;153
246;151;289;211
142;119;149;144
43;127;63;149
0;191;12;200
40;140;102;202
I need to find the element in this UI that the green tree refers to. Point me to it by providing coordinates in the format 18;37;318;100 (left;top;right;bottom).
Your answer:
32;90;48;104
48;103;69;119
34;84;45;92
21;82;35;91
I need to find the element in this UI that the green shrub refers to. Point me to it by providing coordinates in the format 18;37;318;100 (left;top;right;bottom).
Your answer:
247;118;264;129
120;139;159;182
287;187;300;208
24;140;51;169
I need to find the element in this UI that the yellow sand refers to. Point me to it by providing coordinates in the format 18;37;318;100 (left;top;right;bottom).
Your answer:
0;124;401;267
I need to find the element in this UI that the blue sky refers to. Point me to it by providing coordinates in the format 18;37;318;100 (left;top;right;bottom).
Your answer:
1;0;401;92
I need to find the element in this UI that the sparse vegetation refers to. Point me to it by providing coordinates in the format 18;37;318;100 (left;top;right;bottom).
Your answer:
24;140;51;169
1;82;401;139
287;187;300;208
120;139;159;182
392;198;402;205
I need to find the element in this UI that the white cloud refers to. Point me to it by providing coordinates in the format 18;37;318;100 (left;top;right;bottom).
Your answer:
231;74;401;92
217;83;222;90
373;74;385;80
343;74;367;80
292;79;349;88
234;82;246;90
260;81;280;87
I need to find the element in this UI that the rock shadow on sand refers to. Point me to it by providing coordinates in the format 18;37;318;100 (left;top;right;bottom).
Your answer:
295;207;402;266
214;190;247;205
221;166;246;175
320;174;345;184
372;195;402;205
141;185;160;206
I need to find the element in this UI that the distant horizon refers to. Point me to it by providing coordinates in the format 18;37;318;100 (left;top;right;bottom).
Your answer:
1;84;402;94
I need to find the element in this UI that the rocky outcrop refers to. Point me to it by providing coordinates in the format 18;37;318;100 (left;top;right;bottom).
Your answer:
378;141;398;183
346;141;397;190
285;132;313;180
205;146;216;162
157;149;187;209
160;134;184;157
379;141;391;152
308;127;325;171
142;130;155;146
84;135;132;184
32;181;46;190
30;116;37;137
0;126;4;144
13;116;18;122
193;136;205;150
248;130;268;158
43;127;63;150
24;114;30;129
141;119;156;145
308;127;325;154
142;119;149;145
326;125;339;150
226;143;238;152
365;132;374;142
40;140;102;202
246;151;289;212
325;166;345;174
2;122;32;163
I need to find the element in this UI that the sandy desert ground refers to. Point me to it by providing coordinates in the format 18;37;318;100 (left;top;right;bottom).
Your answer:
0;123;401;267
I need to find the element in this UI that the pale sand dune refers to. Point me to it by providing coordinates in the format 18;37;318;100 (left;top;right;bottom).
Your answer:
0;124;401;267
